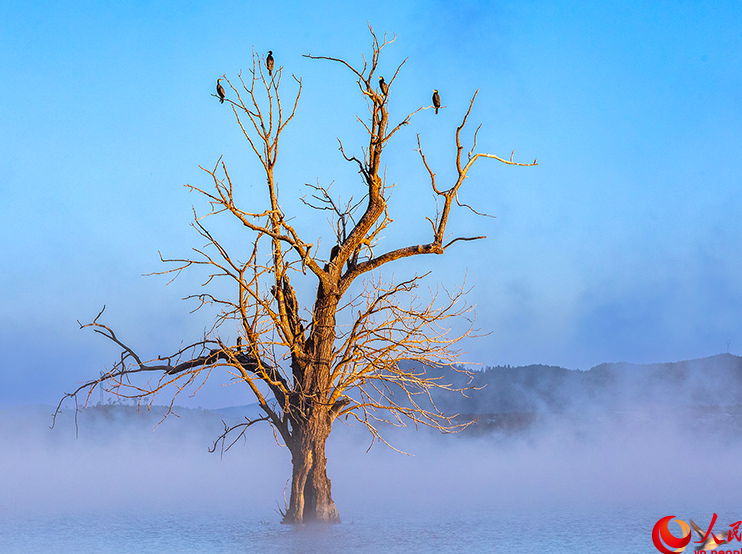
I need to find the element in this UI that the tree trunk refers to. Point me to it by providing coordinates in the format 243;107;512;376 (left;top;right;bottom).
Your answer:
283;413;340;524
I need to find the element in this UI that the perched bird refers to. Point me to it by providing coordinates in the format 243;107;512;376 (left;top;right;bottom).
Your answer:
432;89;440;114
216;78;225;104
266;51;274;76
690;519;730;552
378;76;388;96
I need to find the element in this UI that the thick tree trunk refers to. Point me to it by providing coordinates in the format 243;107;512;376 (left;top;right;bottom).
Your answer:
280;288;340;524
282;413;340;524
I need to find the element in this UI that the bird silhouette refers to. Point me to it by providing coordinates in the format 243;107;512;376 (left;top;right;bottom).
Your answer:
378;76;388;96
216;79;225;104
690;519;730;552
432;89;440;114
266;51;274;76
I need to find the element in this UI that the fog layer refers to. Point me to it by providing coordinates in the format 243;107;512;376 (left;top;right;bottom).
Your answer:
2;355;741;520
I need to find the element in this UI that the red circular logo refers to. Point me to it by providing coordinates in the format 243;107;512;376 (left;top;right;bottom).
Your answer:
652;515;691;554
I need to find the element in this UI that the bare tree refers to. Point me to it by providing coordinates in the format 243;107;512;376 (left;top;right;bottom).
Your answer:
56;28;536;524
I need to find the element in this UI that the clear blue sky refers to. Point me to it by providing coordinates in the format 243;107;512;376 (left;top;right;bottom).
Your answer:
1;1;741;407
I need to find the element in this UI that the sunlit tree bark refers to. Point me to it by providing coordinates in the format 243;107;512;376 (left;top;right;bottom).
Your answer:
56;27;536;524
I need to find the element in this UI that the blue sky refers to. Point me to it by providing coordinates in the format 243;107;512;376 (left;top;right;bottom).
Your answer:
1;1;741;407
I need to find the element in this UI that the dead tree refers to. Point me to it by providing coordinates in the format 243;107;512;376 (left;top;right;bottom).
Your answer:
56;28;536;524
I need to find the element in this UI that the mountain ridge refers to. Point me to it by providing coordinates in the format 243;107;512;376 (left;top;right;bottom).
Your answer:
428;352;742;415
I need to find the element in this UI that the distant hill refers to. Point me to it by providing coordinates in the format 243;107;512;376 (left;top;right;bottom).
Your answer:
13;354;741;440
427;353;742;416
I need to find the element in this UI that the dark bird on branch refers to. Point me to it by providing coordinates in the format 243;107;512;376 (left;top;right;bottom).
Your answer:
378;76;388;96
216;79;225;104
432;89;440;114
324;244;342;272
266;51;274;76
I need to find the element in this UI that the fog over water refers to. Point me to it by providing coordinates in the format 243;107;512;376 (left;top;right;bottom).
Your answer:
2;356;742;552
